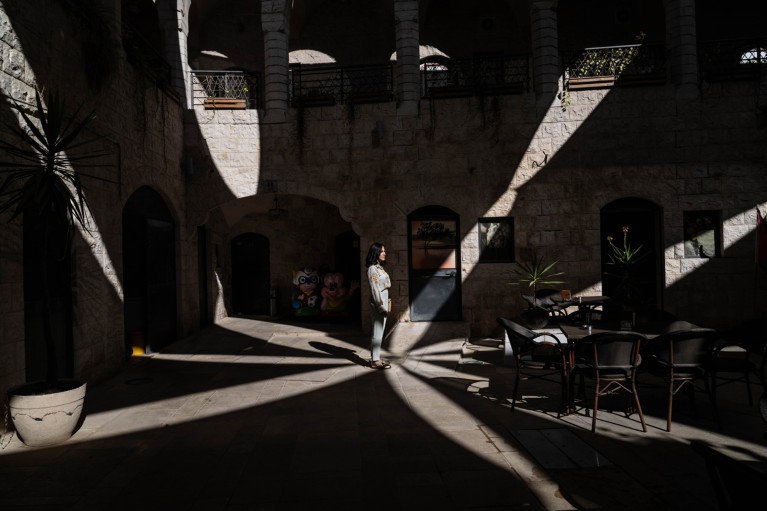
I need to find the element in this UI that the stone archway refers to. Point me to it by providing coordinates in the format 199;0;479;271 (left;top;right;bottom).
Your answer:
123;186;177;355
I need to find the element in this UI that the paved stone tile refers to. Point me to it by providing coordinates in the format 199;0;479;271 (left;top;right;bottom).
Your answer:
1;318;766;510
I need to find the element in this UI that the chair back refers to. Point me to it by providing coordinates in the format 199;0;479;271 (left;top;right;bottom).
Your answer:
577;332;644;374
522;289;562;310
653;328;717;368
497;317;536;355
721;318;767;353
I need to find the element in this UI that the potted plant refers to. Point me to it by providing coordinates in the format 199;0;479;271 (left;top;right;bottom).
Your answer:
605;225;647;326
511;255;565;328
0;87;106;446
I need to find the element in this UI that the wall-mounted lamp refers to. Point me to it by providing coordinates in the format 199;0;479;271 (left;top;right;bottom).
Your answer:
371;120;385;146
268;196;287;218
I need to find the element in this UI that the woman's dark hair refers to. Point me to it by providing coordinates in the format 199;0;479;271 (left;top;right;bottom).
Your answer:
365;242;384;268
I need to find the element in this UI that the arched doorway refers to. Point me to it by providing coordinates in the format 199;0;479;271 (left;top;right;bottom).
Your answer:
231;233;270;315
123;187;177;354
600;197;663;318
408;205;462;321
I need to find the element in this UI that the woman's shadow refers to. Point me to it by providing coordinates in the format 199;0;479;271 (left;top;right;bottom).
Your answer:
309;341;369;367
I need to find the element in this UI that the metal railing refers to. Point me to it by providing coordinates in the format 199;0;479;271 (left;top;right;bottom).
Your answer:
122;22;175;97
563;43;666;87
290;63;394;106
191;70;262;109
699;39;767;82
422;54;530;98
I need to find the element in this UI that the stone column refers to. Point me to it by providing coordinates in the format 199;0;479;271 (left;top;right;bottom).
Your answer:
158;0;191;107
530;0;560;106
664;0;699;99
393;0;420;115
262;0;290;122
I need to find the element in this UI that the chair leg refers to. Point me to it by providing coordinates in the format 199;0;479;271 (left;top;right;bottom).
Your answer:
631;380;647;432
511;366;521;411
703;375;721;430
558;366;568;418
667;379;675;432
591;380;600;432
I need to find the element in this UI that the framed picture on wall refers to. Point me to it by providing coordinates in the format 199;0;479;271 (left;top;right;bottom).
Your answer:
478;217;514;263
683;210;721;258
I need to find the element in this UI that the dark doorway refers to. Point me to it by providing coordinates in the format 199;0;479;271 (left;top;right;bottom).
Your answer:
600;197;663;317
231;233;270;315
197;225;210;327
408;206;462;321
123;187;177;354
333;230;361;321
23;213;73;382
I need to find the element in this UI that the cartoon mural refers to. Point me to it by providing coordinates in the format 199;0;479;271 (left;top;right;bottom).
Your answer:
292;267;321;317
320;272;359;318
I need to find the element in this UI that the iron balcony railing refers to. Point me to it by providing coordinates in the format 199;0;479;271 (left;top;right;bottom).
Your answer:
122;22;176;98
563;43;666;88
421;54;530;98
191;70;262;109
699;39;767;82
290;63;394;106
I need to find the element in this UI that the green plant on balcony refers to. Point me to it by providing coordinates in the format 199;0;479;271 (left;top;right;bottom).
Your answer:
562;32;646;112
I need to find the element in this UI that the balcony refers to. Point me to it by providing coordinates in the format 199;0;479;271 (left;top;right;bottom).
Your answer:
290;63;395;107
563;43;667;90
699;39;767;82
191;70;262;110
288;55;530;108
421;54;530;98
123;23;178;100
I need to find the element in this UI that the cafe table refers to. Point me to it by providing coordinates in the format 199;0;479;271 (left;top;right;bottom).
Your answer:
544;318;669;414
552;295;610;325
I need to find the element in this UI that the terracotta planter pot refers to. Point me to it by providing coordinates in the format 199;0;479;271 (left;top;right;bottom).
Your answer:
7;379;86;447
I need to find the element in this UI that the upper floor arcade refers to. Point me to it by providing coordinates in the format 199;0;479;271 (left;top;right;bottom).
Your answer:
151;0;764;114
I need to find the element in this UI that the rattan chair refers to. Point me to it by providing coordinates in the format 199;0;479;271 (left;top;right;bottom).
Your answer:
570;331;647;432
645;327;719;432
497;317;568;415
709;318;767;407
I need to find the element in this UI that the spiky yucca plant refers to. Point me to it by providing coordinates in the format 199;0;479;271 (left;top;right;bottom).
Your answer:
511;255;565;308
0;87;107;389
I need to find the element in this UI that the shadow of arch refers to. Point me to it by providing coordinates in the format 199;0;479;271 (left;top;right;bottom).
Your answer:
123;186;177;355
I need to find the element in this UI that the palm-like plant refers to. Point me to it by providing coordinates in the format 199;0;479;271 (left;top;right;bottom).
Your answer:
0;87;107;389
511;255;565;308
605;225;646;308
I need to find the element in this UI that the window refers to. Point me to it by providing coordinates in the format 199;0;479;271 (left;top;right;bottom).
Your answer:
740;47;767;65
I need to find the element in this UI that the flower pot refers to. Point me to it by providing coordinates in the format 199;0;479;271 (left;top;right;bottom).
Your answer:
521;309;550;329
7;379;87;447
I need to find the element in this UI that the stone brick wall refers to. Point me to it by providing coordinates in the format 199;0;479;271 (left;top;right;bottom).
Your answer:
0;3;186;403
188;78;767;337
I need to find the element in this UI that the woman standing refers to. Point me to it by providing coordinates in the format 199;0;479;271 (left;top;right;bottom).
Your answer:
366;242;391;369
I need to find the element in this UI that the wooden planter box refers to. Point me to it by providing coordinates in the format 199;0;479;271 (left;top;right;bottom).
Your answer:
203;98;247;110
567;76;616;90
